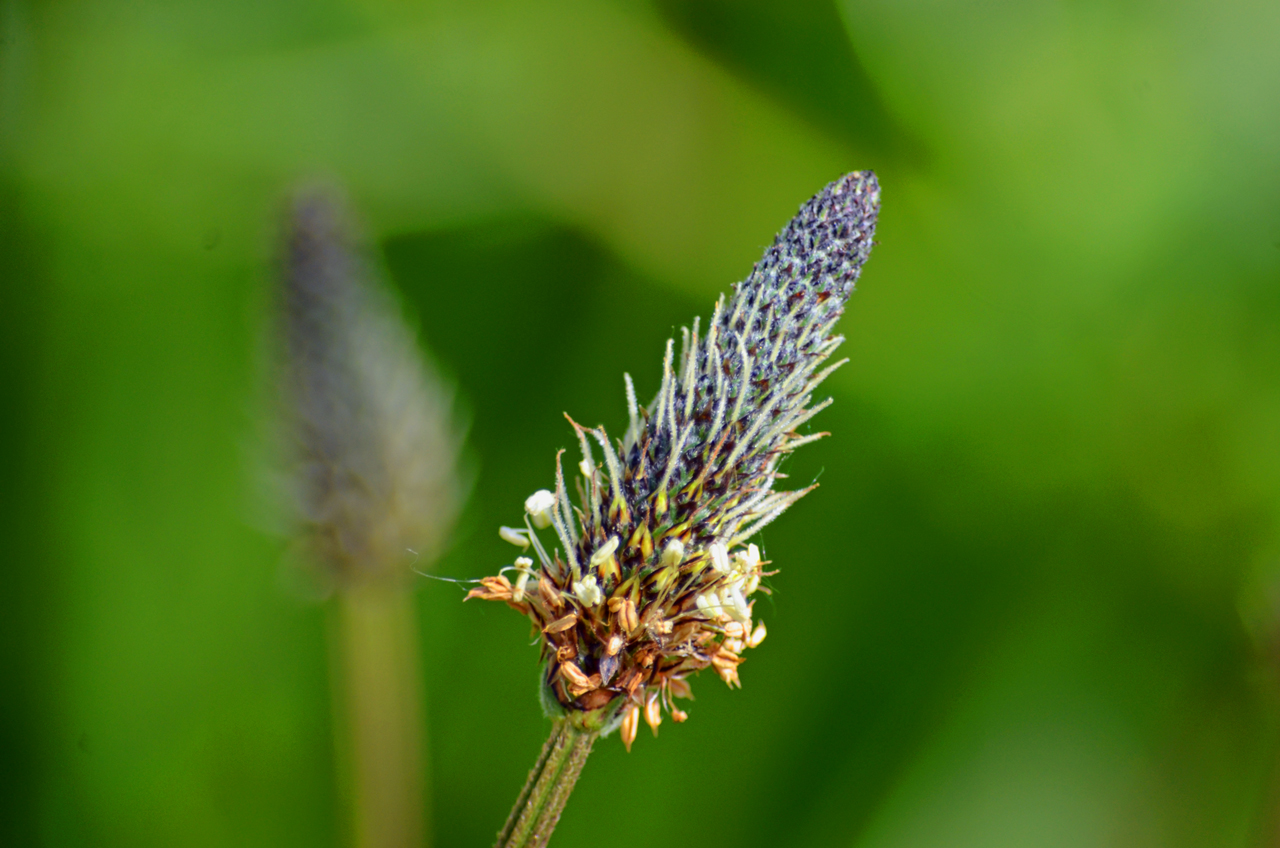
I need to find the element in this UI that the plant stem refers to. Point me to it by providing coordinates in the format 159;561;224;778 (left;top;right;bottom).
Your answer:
495;718;596;848
333;582;430;848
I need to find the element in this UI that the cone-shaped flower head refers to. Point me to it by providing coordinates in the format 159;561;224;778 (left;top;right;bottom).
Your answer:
470;172;880;748
280;188;467;589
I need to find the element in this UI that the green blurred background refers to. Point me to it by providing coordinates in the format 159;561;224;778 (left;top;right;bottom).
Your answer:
5;0;1280;845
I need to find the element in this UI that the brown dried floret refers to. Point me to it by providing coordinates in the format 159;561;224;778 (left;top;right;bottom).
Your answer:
465;575;514;602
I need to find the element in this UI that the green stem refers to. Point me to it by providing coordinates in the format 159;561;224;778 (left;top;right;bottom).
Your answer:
333;583;429;848
495;718;597;848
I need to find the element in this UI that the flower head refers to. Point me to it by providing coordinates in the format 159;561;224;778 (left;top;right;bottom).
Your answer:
469;172;880;748
279;187;467;589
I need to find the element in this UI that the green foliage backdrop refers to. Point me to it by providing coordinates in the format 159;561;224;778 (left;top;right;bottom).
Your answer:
4;1;1280;846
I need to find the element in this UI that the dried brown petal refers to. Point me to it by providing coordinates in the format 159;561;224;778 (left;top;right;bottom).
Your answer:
667;677;693;700
539;576;563;612
559;662;595;696
465;575;513;601
543;613;578;634
578;688;613;710
617;599;638;633
620;705;640;753
644;692;662;737
599;653;620;686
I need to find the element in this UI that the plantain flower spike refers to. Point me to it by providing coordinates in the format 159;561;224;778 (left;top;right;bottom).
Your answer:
281;187;466;589
469;172;880;750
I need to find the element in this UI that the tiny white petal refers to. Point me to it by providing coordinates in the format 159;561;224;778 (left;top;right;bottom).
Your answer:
578;459;593;479
524;489;557;529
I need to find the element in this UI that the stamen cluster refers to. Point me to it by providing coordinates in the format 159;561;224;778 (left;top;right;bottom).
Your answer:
469;172;880;749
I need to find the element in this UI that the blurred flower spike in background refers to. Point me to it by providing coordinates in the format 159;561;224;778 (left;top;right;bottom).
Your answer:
469;171;880;752
280;187;468;848
280;188;467;592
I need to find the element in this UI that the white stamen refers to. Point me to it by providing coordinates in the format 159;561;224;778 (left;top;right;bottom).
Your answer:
524;489;557;529
578;458;593;479
709;541;731;574
724;584;751;622
572;575;603;607
732;543;760;573
589;535;620;567
734;543;762;594
660;538;685;569
499;526;530;549
512;558;533;602
695;591;724;619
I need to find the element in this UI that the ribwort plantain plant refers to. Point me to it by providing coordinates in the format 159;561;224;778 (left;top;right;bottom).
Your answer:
469;171;881;848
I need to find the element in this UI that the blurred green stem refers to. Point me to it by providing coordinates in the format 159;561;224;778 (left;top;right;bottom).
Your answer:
495;718;596;848
333;582;430;848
